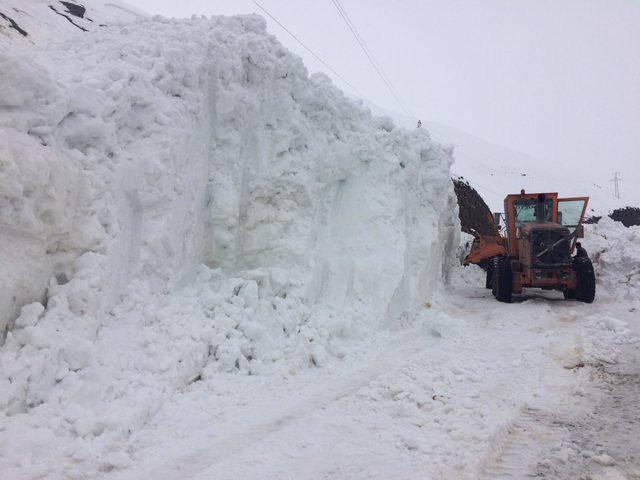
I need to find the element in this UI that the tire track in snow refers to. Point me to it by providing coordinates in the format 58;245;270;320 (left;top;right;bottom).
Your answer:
476;353;640;479
530;351;640;479
476;405;568;479
137;326;439;480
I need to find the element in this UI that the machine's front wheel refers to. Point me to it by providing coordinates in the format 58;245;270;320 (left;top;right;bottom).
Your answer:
485;263;494;289
492;256;513;303
575;258;596;303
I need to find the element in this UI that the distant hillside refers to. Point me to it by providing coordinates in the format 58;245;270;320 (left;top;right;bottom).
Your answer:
424;121;629;216
361;102;634;215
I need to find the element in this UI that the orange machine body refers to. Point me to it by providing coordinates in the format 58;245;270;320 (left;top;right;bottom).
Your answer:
464;191;589;294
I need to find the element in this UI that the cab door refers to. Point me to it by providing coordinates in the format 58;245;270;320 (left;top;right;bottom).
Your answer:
557;197;589;252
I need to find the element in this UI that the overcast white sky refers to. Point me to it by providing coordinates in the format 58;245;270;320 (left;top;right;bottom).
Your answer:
125;0;639;186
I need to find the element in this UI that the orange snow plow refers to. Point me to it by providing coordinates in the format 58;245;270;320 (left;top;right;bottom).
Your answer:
464;190;595;303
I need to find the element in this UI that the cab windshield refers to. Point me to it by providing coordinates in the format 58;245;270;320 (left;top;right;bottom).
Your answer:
514;199;553;226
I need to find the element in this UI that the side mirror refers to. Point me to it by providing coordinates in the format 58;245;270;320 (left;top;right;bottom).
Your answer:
575;224;584;238
558;211;563;224
493;212;501;227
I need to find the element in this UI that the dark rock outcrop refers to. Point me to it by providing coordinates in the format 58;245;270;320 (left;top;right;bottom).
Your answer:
584;215;601;225
585;207;640;228
0;11;28;36
610;207;640;227
59;1;85;19
48;5;88;31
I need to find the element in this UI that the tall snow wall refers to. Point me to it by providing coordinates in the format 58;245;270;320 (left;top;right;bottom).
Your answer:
0;14;458;433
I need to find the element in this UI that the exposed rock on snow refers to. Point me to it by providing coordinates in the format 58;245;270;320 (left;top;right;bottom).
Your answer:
0;11;27;36
58;1;87;19
0;0;144;50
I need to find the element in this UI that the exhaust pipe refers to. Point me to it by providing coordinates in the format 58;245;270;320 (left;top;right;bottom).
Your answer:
536;193;546;222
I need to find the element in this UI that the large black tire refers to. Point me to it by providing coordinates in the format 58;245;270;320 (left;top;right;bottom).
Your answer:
492;256;513;303
485;263;494;289
575;258;596;303
563;288;576;299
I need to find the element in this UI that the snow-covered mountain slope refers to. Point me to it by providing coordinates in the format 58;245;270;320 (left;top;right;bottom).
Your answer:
366;104;636;215
0;0;144;51
424;120;633;216
0;9;459;477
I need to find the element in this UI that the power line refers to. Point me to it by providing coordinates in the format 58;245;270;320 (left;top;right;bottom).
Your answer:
251;0;375;107
330;0;395;95
232;5;544;205
330;0;413;118
331;0;402;105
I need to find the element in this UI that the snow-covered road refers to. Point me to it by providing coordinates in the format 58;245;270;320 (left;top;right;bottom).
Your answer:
104;270;639;480
503;334;640;480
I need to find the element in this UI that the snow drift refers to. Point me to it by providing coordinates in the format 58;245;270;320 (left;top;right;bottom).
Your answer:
0;12;458;475
587;218;640;301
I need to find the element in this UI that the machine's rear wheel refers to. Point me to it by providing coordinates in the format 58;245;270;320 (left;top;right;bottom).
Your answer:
492;256;513;303
563;288;576;299
575;258;596;303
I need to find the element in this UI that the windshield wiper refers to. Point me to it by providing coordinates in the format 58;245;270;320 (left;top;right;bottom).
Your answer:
535;230;577;258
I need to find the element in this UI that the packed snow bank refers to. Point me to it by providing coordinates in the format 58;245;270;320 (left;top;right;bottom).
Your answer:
586;218;640;301
0;13;458;475
0;57;105;340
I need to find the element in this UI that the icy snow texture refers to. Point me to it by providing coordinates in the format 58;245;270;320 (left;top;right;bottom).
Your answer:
587;218;640;301
0;13;458;471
